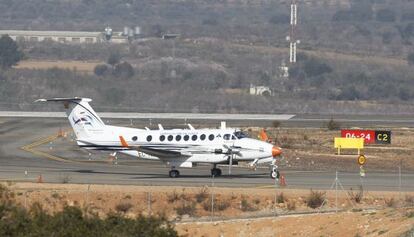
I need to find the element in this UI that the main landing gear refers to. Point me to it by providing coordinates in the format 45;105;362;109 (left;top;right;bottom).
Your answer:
169;168;180;178
211;164;222;177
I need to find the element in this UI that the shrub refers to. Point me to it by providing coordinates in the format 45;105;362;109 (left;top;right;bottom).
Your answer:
405;195;414;205
51;193;60;199
0;195;178;236
241;198;257;212
216;199;231;211
272;120;281;128
175;202;196;216
384;198;396;208
276;193;286;204
327;118;340;130
306;190;325;209
286;200;296;211
107;52;121;66
167;190;180;203
94;64;109;76
348;186;363;204
113;61;134;79
115;202;133;213
195;187;208;203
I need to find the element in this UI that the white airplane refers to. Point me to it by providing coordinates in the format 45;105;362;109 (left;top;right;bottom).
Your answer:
37;97;282;178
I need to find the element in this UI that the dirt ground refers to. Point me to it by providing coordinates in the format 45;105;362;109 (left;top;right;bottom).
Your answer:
15;60;101;74
4;182;414;237
176;208;414;237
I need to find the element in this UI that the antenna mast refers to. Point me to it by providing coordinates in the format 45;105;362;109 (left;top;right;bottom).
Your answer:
289;0;298;63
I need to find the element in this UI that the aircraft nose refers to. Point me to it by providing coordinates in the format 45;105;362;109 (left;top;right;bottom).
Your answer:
272;146;282;157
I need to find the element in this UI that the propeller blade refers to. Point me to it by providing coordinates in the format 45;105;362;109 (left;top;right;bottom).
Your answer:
258;129;269;142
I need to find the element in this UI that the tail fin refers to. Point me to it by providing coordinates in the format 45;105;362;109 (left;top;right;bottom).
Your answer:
36;97;105;139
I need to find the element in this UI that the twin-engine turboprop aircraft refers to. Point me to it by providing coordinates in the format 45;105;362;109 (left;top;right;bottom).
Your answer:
36;97;282;178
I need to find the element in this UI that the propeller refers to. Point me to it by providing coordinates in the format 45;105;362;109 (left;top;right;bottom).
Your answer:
223;144;241;175
258;129;269;142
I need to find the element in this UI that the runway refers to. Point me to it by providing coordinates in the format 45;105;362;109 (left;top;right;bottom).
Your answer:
0;117;413;191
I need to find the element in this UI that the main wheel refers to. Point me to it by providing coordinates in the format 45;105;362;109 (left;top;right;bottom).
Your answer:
211;168;222;177
270;170;280;179
169;170;180;178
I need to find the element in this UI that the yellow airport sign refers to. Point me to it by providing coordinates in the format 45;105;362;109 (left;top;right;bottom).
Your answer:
357;154;366;165
334;137;364;155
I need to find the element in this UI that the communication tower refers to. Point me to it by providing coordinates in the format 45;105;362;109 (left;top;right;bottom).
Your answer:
288;0;299;63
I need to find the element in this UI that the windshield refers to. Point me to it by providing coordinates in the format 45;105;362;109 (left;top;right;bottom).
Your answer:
234;131;248;139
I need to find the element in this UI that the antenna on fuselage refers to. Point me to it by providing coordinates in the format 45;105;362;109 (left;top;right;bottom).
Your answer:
158;124;164;130
187;124;195;130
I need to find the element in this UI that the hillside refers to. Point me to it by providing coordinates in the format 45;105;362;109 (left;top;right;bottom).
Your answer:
1;0;414;113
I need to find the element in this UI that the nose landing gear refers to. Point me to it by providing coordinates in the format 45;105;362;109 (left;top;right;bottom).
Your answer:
270;160;280;179
270;167;280;179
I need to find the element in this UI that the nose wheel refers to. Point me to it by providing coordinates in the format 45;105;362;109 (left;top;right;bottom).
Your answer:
169;170;180;178
270;169;280;179
270;161;280;179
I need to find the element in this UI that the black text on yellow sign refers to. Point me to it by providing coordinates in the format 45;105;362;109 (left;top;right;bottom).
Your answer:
375;131;391;144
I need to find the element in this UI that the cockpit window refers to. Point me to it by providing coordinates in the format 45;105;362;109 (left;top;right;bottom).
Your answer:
231;135;237;140
234;131;248;139
223;134;231;140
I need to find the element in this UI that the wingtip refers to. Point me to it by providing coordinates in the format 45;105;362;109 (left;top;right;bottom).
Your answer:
34;99;47;103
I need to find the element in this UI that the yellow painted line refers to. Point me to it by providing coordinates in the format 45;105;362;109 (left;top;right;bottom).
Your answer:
20;130;78;164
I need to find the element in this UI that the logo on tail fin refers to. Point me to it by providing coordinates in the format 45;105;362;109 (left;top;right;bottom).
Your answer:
71;111;95;126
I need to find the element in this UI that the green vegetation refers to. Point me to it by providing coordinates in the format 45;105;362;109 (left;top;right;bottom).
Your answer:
276;192;286;204
174;201;196;216
1;0;414;113
0;35;23;69
0;184;177;237
306;190;325;209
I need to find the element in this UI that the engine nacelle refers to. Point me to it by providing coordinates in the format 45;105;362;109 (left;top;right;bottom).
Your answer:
187;154;228;163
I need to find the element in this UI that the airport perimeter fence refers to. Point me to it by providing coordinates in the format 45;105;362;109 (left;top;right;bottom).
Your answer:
7;183;414;223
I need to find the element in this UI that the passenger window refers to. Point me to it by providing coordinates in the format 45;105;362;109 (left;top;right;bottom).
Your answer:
159;135;165;142
176;135;182;141
184;135;189;141
132;136;137;141
208;134;214;141
168;135;173;141
223;134;231;140
192;135;198;141
200;134;206;140
146;135;152;142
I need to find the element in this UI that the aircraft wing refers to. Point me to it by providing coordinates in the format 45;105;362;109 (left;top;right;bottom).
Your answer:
119;136;192;158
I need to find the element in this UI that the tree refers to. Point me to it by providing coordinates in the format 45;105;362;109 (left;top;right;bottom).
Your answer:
107;52;121;67
0;35;23;69
113;61;134;79
94;64;109;76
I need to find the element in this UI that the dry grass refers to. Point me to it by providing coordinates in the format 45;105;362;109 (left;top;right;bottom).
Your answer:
15;60;101;74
